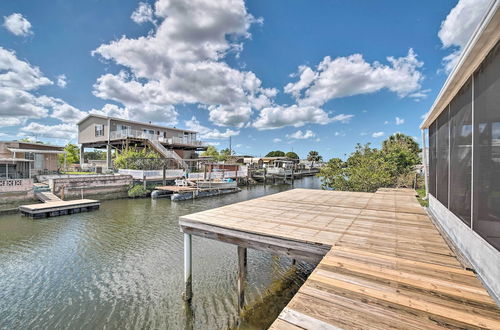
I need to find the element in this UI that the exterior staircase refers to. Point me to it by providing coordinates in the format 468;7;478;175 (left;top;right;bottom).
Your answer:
146;138;188;170
35;191;62;203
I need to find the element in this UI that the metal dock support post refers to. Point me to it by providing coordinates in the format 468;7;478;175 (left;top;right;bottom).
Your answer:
183;233;193;302
237;246;247;311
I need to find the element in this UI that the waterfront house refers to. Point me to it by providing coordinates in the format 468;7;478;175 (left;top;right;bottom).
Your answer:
420;0;500;302
0;141;65;179
77;114;207;171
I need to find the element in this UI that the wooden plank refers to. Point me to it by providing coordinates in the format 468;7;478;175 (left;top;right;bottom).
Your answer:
268;318;304;330
178;188;500;329
278;307;342;330
309;270;500;329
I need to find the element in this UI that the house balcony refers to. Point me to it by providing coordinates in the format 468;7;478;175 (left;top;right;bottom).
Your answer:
109;129;205;148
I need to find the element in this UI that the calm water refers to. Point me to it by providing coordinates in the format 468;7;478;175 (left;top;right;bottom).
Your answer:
0;177;321;330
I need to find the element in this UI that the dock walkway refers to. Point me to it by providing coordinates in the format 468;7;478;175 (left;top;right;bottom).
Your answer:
179;188;500;329
19;199;100;218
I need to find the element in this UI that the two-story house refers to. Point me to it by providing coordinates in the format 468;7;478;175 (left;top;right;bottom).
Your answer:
77;114;207;170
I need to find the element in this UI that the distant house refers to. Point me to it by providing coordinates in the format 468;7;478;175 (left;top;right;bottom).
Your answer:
77;114;207;170
420;1;500;302
0;141;65;179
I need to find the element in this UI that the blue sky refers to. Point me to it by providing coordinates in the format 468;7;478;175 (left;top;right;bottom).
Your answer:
0;0;491;159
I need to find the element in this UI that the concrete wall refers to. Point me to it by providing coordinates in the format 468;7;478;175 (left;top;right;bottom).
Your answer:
49;175;132;200
0;178;35;204
428;195;500;304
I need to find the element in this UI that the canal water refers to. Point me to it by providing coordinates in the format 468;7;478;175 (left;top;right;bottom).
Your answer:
0;177;321;329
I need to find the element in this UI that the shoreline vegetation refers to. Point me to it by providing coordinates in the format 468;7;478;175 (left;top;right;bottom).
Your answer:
318;133;423;193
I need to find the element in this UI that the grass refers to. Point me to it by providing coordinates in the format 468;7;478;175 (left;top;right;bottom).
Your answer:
416;187;428;207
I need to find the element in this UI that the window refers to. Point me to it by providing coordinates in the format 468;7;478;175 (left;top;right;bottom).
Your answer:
449;78;472;226
473;41;500;250
24;152;35;161
436;108;449;207
95;124;104;137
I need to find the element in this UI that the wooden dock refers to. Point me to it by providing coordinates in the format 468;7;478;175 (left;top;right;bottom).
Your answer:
19;199;100;218
179;188;500;329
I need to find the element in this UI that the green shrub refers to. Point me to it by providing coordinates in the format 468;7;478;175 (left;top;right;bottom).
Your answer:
128;184;150;198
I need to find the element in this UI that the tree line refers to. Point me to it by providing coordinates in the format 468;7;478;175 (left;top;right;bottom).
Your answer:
319;133;421;192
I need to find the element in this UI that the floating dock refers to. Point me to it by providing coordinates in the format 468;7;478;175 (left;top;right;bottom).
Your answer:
179;188;500;329
152;185;240;201
19;199;100;218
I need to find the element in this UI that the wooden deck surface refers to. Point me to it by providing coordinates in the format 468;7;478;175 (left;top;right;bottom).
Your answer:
155;185;198;192
180;188;500;329
19;199;100;212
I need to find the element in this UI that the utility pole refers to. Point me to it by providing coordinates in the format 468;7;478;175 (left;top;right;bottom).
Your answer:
229;136;232;155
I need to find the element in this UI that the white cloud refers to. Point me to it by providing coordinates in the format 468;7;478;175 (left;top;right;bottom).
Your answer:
372;131;385;138
20;122;77;140
331;114;354;123
206;141;220;146
131;2;155;25
253;104;352;130
438;0;491;72
39;96;87;124
287;129;316;140
384;121;389;125
284;66;316;98
185;116;239;139
395;117;405;125
91;0;279;128
3;13;32;36
0;47;52;90
56;74;67;88
93;0;258;78
0;117;24;127
0;47;85;127
285;49;424;107
273;138;282;143
408;88;431;101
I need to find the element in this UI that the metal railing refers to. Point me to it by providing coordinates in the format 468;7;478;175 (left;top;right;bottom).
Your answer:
109;129;204;147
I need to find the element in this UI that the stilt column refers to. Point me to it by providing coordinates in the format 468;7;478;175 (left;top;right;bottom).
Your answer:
237;246;247;311
106;143;112;171
80;145;85;167
184;233;193;302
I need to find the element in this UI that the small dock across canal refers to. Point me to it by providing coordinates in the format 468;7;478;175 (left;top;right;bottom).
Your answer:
19;199;100;218
179;188;500;329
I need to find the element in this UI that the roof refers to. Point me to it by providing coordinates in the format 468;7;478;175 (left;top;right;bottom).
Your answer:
0;158;34;162
77;114;197;133
420;0;500;129
0;141;64;149
7;148;66;154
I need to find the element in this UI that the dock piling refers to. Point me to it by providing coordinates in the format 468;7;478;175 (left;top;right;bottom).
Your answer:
237;246;247;311
183;233;193;302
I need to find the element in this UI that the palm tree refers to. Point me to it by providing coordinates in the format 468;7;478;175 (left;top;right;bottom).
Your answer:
307;150;322;168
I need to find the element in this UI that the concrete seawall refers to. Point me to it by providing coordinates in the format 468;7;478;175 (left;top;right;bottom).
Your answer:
49;175;133;200
0;179;36;204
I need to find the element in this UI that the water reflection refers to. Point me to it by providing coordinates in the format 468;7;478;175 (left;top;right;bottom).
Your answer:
0;177;320;329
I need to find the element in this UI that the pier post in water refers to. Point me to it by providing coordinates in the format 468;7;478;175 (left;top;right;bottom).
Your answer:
162;166;166;186
237;246;247;311
183;233;193;302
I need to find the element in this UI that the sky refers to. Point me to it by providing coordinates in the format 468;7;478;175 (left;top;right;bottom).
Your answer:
0;0;493;159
